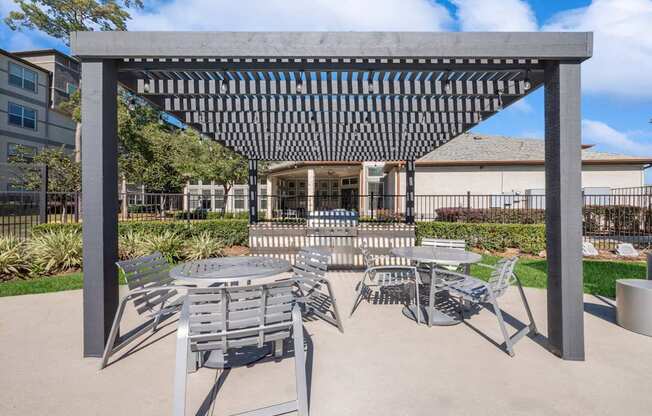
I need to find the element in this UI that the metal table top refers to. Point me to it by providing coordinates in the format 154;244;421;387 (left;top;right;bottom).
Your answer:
391;246;482;266
170;256;291;286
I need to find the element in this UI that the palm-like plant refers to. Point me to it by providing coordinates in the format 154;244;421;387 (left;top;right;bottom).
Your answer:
28;229;83;274
141;230;183;262
0;236;28;280
182;232;224;260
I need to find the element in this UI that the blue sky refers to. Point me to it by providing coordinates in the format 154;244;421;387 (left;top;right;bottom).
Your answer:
2;0;651;180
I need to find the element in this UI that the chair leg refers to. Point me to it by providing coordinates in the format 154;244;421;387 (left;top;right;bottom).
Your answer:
349;272;369;317
414;280;422;325
292;306;310;416
99;297;129;370
487;290;515;357
427;278;436;328
514;274;538;335
324;280;344;333
173;326;190;416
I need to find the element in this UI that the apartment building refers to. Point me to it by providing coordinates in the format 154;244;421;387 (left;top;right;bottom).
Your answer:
0;49;77;188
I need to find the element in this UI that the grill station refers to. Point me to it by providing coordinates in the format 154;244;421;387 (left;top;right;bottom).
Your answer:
306;210;359;237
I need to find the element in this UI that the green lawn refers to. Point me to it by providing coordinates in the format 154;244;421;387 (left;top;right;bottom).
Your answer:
0;256;646;298
0;272;126;298
471;255;647;298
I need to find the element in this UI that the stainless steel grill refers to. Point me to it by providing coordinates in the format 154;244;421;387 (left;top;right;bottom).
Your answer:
307;209;358;237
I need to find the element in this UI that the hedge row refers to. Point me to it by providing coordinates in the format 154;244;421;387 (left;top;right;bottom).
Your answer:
434;208;546;224
32;219;249;247
415;221;546;255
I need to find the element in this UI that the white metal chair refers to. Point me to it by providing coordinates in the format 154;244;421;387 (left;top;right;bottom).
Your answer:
350;241;421;323
101;252;186;369
292;248;344;332
436;257;538;356
173;281;309;416
421;238;467;271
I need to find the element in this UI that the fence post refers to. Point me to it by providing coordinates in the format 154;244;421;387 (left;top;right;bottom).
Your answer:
370;192;374;220
39;165;48;224
647;253;652;281
186;192;191;224
74;191;80;222
466;191;471;210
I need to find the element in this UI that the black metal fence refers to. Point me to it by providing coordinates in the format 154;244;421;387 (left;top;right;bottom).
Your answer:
2;190;651;249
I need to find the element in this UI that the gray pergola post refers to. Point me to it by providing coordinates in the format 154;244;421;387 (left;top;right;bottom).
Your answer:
544;61;585;361
248;159;258;224
81;59;120;357
405;160;415;224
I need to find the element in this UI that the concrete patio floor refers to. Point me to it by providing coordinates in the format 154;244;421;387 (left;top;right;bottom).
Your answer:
1;271;651;416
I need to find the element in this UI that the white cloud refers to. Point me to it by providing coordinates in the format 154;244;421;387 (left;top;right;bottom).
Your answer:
129;0;453;31
509;97;534;114
451;0;537;31
582;119;652;156
543;0;652;99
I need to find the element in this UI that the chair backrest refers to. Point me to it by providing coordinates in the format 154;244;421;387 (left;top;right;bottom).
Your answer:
359;240;375;269
293;249;329;280
487;257;518;298
116;252;177;315
183;281;296;354
421;238;466;250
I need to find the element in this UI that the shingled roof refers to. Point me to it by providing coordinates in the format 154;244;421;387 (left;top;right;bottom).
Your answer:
419;133;646;162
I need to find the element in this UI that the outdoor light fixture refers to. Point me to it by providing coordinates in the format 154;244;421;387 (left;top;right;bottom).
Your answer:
368;72;374;93
445;79;453;94
523;70;532;90
220;80;228;93
143;82;150;93
296;71;305;93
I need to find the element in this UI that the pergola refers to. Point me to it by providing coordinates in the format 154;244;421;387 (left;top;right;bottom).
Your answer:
71;31;592;361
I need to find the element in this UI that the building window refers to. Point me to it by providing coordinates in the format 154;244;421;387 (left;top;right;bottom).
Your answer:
214;189;225;209
7;143;37;163
67;83;78;95
8;102;37;130
9;62;37;92
367;166;384;177
259;186;268;210
234;188;245;209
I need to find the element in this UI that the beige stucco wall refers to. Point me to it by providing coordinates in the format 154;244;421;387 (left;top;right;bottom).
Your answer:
391;164;645;196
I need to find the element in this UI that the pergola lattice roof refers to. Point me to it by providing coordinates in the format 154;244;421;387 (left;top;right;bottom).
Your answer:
71;32;591;161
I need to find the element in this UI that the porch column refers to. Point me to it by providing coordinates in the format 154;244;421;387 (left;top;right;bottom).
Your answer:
307;168;315;212
248;159;258;224
81;59;119;357
405;160;415;224
266;176;274;219
544;61;585;361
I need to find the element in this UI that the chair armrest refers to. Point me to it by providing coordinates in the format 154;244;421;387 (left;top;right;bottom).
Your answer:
431;268;472;281
475;263;496;270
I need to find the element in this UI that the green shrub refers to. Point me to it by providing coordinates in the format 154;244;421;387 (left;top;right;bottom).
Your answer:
434;208;545;224
416;221;546;255
32;219;249;248
0;236;28;280
141;230;184;263
183;232;224;260
118;230;148;260
28;228;83;275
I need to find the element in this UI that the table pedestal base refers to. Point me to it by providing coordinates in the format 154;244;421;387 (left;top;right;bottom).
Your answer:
402;305;461;326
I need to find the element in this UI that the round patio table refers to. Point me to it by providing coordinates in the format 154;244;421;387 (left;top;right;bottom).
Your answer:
391;246;482;326
170;256;291;368
170;256;291;287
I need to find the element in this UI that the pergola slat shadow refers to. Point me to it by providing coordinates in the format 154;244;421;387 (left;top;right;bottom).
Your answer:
71;31;591;361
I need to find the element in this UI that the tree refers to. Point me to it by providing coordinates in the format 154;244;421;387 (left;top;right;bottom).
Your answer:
4;0;143;45
5;0;145;162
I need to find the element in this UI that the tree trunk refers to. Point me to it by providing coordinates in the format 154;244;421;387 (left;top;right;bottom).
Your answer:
74;122;82;163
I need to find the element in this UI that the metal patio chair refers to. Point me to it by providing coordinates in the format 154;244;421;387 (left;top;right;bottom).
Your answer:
100;252;185;369
292;248;344;332
350;241;421;323
420;238;467;271
173;282;309;416
436;256;538;356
